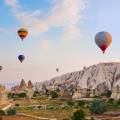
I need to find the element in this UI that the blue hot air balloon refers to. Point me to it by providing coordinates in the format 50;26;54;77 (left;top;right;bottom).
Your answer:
18;55;25;63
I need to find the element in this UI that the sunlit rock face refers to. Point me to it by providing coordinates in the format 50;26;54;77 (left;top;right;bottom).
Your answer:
0;85;8;105
35;62;120;99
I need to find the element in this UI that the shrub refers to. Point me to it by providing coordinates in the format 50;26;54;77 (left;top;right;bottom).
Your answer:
37;105;42;110
7;108;16;115
33;92;37;97
90;117;95;120
47;105;55;110
107;98;114;104
8;93;13;99
15;104;20;107
117;99;120;105
0;116;3;120
76;100;85;107
105;90;112;98
67;100;74;107
101;90;112;98
71;109;86;120
50;91;58;98
0;110;5;116
62;118;69;120
61;104;70;110
18;93;27;98
89;99;106;114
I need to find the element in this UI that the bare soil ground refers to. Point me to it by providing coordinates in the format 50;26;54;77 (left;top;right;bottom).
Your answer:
2;115;38;120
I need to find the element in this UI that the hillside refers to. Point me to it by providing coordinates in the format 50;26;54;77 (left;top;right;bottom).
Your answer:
34;62;120;99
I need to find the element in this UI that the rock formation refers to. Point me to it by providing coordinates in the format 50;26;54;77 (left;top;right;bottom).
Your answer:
34;62;120;100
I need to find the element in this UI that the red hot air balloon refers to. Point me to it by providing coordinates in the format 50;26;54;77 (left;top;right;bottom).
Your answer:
95;31;112;53
18;28;28;41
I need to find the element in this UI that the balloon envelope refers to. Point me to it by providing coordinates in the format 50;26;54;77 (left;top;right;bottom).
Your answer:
18;55;25;63
18;28;28;41
0;66;3;71
56;68;59;72
95;31;112;53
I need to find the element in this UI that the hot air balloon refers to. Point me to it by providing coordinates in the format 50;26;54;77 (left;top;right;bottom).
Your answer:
95;31;112;53
56;68;59;72
0;66;3;71
18;28;28;41
18;55;25;63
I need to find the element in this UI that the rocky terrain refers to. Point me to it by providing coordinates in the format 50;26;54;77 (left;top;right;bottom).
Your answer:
34;62;120;99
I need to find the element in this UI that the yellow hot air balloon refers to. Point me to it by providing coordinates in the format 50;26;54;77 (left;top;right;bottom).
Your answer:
18;28;28;41
95;31;112;53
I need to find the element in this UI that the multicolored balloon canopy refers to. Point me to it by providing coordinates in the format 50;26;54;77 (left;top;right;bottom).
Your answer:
95;31;112;53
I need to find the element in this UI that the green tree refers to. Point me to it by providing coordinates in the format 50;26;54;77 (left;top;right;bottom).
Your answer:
71;109;86;120
15;104;20;107
50;91;58;98
76;100;85;107
117;99;120;105
0;115;3;120
0;110;5;116
89;99;106;114
7;108;16;115
107;98;114;104
102;90;112;98
90;117;95;120
18;92;27;98
67;100;74;107
37;105;42;110
106;90;112;98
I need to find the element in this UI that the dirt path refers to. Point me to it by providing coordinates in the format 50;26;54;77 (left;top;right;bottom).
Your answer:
17;113;57;120
2;103;13;111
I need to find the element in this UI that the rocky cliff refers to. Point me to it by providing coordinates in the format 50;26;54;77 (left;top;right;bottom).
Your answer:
34;62;120;99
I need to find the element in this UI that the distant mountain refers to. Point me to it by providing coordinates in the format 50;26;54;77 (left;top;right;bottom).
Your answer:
34;62;120;99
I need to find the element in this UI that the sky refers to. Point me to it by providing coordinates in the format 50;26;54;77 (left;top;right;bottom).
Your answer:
0;0;120;87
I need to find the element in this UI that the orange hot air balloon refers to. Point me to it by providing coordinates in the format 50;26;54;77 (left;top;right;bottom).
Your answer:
95;31;112;53
18;28;28;41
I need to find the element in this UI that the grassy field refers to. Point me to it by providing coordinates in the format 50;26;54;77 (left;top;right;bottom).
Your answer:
13;98;77;119
12;96;120;120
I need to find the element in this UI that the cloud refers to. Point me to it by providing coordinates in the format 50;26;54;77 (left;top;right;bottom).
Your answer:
0;27;6;32
62;25;81;42
0;27;11;33
5;0;87;41
5;0;19;9
40;39;52;50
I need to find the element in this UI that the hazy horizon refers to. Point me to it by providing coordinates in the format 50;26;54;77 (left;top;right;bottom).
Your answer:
0;0;120;87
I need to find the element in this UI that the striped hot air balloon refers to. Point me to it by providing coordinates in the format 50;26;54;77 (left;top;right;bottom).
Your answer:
18;28;28;41
95;31;112;53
